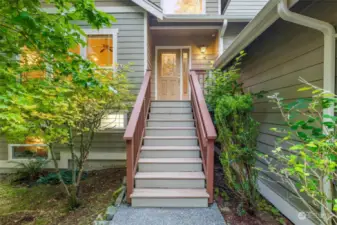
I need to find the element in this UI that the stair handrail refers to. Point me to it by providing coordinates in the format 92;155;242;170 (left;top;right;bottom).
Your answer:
189;70;217;203
124;70;152;203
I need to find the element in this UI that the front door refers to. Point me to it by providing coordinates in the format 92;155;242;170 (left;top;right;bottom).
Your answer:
157;49;181;100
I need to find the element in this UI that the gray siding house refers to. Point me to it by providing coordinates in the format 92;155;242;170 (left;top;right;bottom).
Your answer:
0;0;267;172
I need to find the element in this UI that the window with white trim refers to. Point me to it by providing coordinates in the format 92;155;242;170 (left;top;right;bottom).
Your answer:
162;0;205;14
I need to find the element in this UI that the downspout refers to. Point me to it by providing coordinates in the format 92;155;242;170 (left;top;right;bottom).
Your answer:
278;0;336;224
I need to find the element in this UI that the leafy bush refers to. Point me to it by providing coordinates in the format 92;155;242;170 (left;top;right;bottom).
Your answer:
265;78;337;224
206;52;261;214
37;170;88;185
11;158;49;183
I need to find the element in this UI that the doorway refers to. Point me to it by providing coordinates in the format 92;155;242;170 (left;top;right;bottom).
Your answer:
155;47;191;100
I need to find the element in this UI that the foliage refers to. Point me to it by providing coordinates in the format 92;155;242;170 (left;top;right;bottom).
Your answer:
11;158;49;183
37;170;88;185
0;0;133;208
206;51;261;215
264;78;337;224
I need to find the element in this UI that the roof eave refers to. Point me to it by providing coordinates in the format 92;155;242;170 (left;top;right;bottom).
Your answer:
214;0;299;69
132;0;163;19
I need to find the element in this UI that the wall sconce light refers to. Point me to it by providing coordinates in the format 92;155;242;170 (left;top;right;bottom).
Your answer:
200;46;207;54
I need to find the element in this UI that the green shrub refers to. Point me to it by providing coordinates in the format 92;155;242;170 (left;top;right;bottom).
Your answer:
265;79;337;224
37;170;88;185
206;51;261;215
11;158;49;184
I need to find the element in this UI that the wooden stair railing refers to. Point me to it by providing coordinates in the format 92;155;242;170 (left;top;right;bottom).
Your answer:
189;70;217;203
124;70;151;203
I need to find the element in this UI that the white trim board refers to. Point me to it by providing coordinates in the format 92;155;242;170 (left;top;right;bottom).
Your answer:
214;0;299;69
144;12;148;73
154;46;192;100
258;180;316;225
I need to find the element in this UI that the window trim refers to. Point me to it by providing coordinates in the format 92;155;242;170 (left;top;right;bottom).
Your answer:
161;0;206;15
81;28;119;72
8;144;51;161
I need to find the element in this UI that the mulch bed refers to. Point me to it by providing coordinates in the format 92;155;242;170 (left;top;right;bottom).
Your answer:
0;168;125;225
214;155;293;225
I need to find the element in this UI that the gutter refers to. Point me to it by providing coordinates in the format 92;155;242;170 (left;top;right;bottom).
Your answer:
213;0;298;69
278;0;336;224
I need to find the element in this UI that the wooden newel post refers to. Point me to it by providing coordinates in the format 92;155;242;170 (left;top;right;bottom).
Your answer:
126;139;134;203
207;139;215;203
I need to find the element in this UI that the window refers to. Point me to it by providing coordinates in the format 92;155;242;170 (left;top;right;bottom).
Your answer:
99;113;127;131
20;48;45;80
82;29;118;72
162;0;204;14
9;136;49;160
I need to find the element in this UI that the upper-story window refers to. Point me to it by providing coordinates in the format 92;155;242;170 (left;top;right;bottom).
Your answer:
162;0;204;14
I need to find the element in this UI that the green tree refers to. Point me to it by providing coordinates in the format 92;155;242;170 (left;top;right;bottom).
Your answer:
0;0;133;207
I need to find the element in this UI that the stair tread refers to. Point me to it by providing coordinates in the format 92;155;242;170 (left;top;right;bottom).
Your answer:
131;188;209;198
152;100;191;102
148;119;194;121
138;158;202;164
141;146;200;151
144;136;198;139
146;127;196;130
135;172;205;179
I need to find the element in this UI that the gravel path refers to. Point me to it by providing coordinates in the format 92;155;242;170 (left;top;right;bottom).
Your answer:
110;203;226;225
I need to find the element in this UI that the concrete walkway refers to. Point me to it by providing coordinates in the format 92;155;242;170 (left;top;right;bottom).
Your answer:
110;203;226;225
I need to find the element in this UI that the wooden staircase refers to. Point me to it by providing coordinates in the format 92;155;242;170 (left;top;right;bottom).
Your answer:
131;100;209;207
124;71;216;208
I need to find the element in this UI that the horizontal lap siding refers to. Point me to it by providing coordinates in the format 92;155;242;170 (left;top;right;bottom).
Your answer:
0;138;7;160
240;1;337;216
76;12;145;94
223;22;248;52
224;0;268;20
114;13;145;94
206;0;220;14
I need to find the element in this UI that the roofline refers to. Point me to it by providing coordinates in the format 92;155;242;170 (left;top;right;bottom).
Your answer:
132;0;163;19
214;0;299;69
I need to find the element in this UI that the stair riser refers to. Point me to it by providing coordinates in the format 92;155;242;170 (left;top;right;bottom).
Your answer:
144;139;198;146
149;114;193;120
146;129;196;136
148;121;194;127
132;198;208;208
151;107;191;113
135;179;205;189
140;150;200;158
138;163;202;172
152;102;191;107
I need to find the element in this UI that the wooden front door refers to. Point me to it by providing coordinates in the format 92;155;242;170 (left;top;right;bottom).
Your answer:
157;49;181;100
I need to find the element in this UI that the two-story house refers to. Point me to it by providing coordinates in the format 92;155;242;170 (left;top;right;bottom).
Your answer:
0;0;268;208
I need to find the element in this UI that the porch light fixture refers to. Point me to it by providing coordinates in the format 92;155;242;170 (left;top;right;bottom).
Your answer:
200;46;207;54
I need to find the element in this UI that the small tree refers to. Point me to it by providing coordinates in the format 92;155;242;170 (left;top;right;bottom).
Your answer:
0;0;133;207
265;78;337;224
65;67;133;206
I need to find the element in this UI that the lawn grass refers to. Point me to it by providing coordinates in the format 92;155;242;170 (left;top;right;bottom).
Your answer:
0;168;125;225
